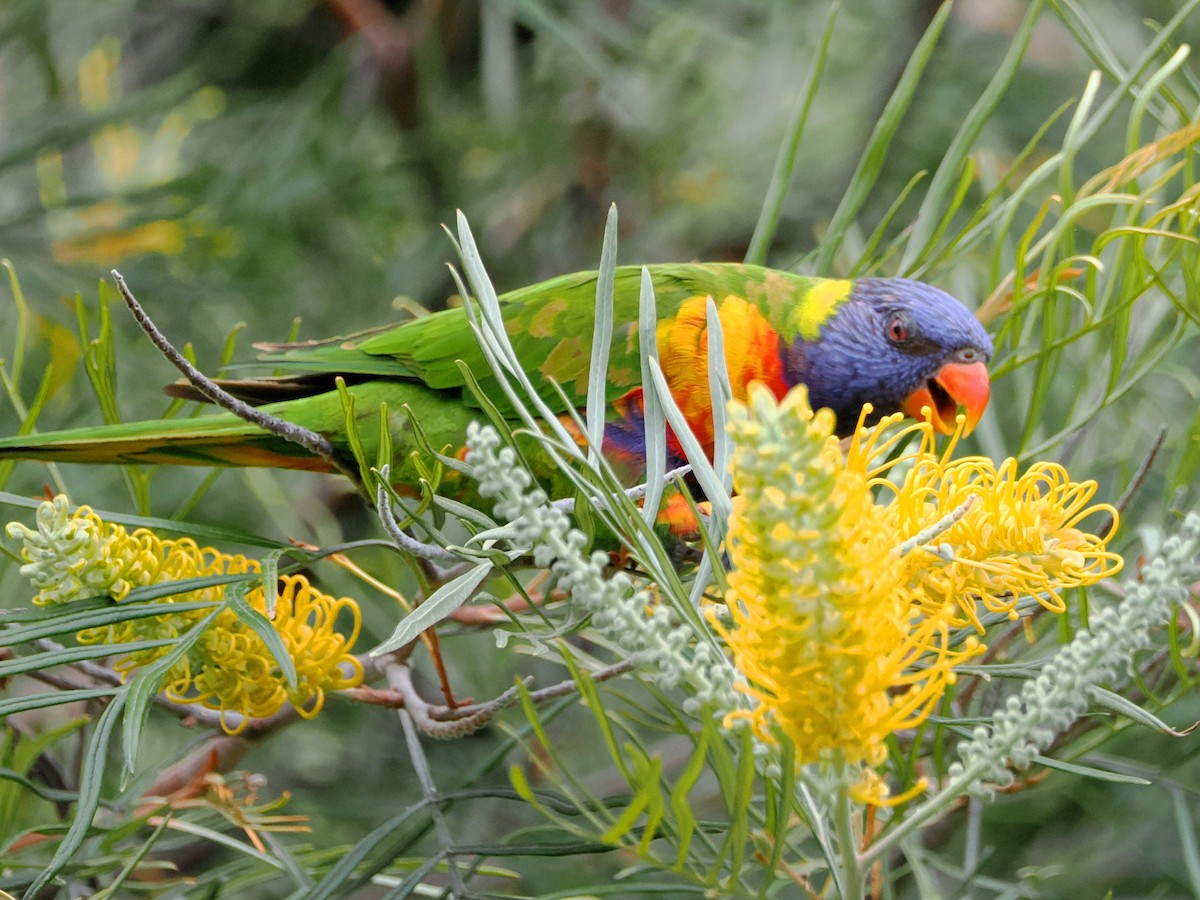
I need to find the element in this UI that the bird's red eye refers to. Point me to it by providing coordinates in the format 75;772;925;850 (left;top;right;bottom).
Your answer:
886;313;909;344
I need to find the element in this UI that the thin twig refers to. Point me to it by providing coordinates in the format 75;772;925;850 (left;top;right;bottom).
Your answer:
32;639;125;686
1099;425;1167;539
392;674;468;897
551;464;693;512
23;667;97;694
449;587;569;625
522;658;635;702
383;657;521;738
373;654;634;735
110;270;352;479
432;657;633;721
375;467;461;562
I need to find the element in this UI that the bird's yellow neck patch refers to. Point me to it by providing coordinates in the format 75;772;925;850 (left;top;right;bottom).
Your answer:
791;279;853;340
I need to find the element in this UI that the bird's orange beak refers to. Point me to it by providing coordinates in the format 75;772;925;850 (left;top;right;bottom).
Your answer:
901;360;990;435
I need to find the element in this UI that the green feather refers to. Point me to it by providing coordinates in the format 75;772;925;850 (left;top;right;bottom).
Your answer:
0;264;850;483
257;264;839;409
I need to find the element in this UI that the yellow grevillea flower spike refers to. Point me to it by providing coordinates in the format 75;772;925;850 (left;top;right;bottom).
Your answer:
846;410;1123;630
715;386;982;803
717;385;1122;804
7;496;362;733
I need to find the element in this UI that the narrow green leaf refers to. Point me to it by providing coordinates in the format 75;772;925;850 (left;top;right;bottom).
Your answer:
0;363;57;491
724;727;757;888
90;815;174;900
380;852;446;900
638;267;666;528
376;401;394;476
146;815;288;867
306;806;428;900
601;746;664;852
464;227;586;457
0;490;289;548
564;653;632;784
644;358;730;523
260;549;283;619
228;579;296;691
25;690;129;896
850;169;927;275
916;156;977;267
764;737;796;878
1089;686;1190;735
370;560;495;655
744;0;840;264
0;638;175;678
1173;786;1200;898
452;359;518;446
0;596;220;648
1125;45;1190;157
901;0;1047;272
0;764;90;808
587;205;618;465
705;298;732;497
669;729;709;870
1;258;31;385
122;603;225;774
815;1;951;272
336;377;372;487
1055;70;1103;234
0;687;118;718
510;764;537;804
1031;754;1151;784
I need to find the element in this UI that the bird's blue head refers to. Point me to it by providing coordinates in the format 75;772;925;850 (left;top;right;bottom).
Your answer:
784;277;994;438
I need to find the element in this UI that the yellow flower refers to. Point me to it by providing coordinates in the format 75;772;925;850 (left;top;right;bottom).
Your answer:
714;387;981;802
716;387;1122;803
846;413;1123;630
6;497;362;733
173;575;363;733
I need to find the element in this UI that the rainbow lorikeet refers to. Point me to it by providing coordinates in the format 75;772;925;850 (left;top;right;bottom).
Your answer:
0;264;992;511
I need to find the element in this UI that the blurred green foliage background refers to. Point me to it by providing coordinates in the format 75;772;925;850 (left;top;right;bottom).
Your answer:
3;1;1200;897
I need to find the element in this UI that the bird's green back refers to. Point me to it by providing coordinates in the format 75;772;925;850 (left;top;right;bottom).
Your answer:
260;263;842;413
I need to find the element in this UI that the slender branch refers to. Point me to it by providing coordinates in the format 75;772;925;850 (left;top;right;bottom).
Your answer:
393;683;467;897
371;655;635;733
32;639;123;686
110;270;351;478
23;666;96;693
382;657;524;738
521;658;635;703
414;659;634;729
449;587;569;625
551;464;693;513
1099;425;1166;539
375;467;461;562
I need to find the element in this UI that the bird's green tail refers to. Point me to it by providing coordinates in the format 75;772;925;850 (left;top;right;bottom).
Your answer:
0;413;332;471
0;380;479;477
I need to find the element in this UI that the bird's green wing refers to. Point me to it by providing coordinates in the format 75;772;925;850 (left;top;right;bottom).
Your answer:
258;263;841;414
